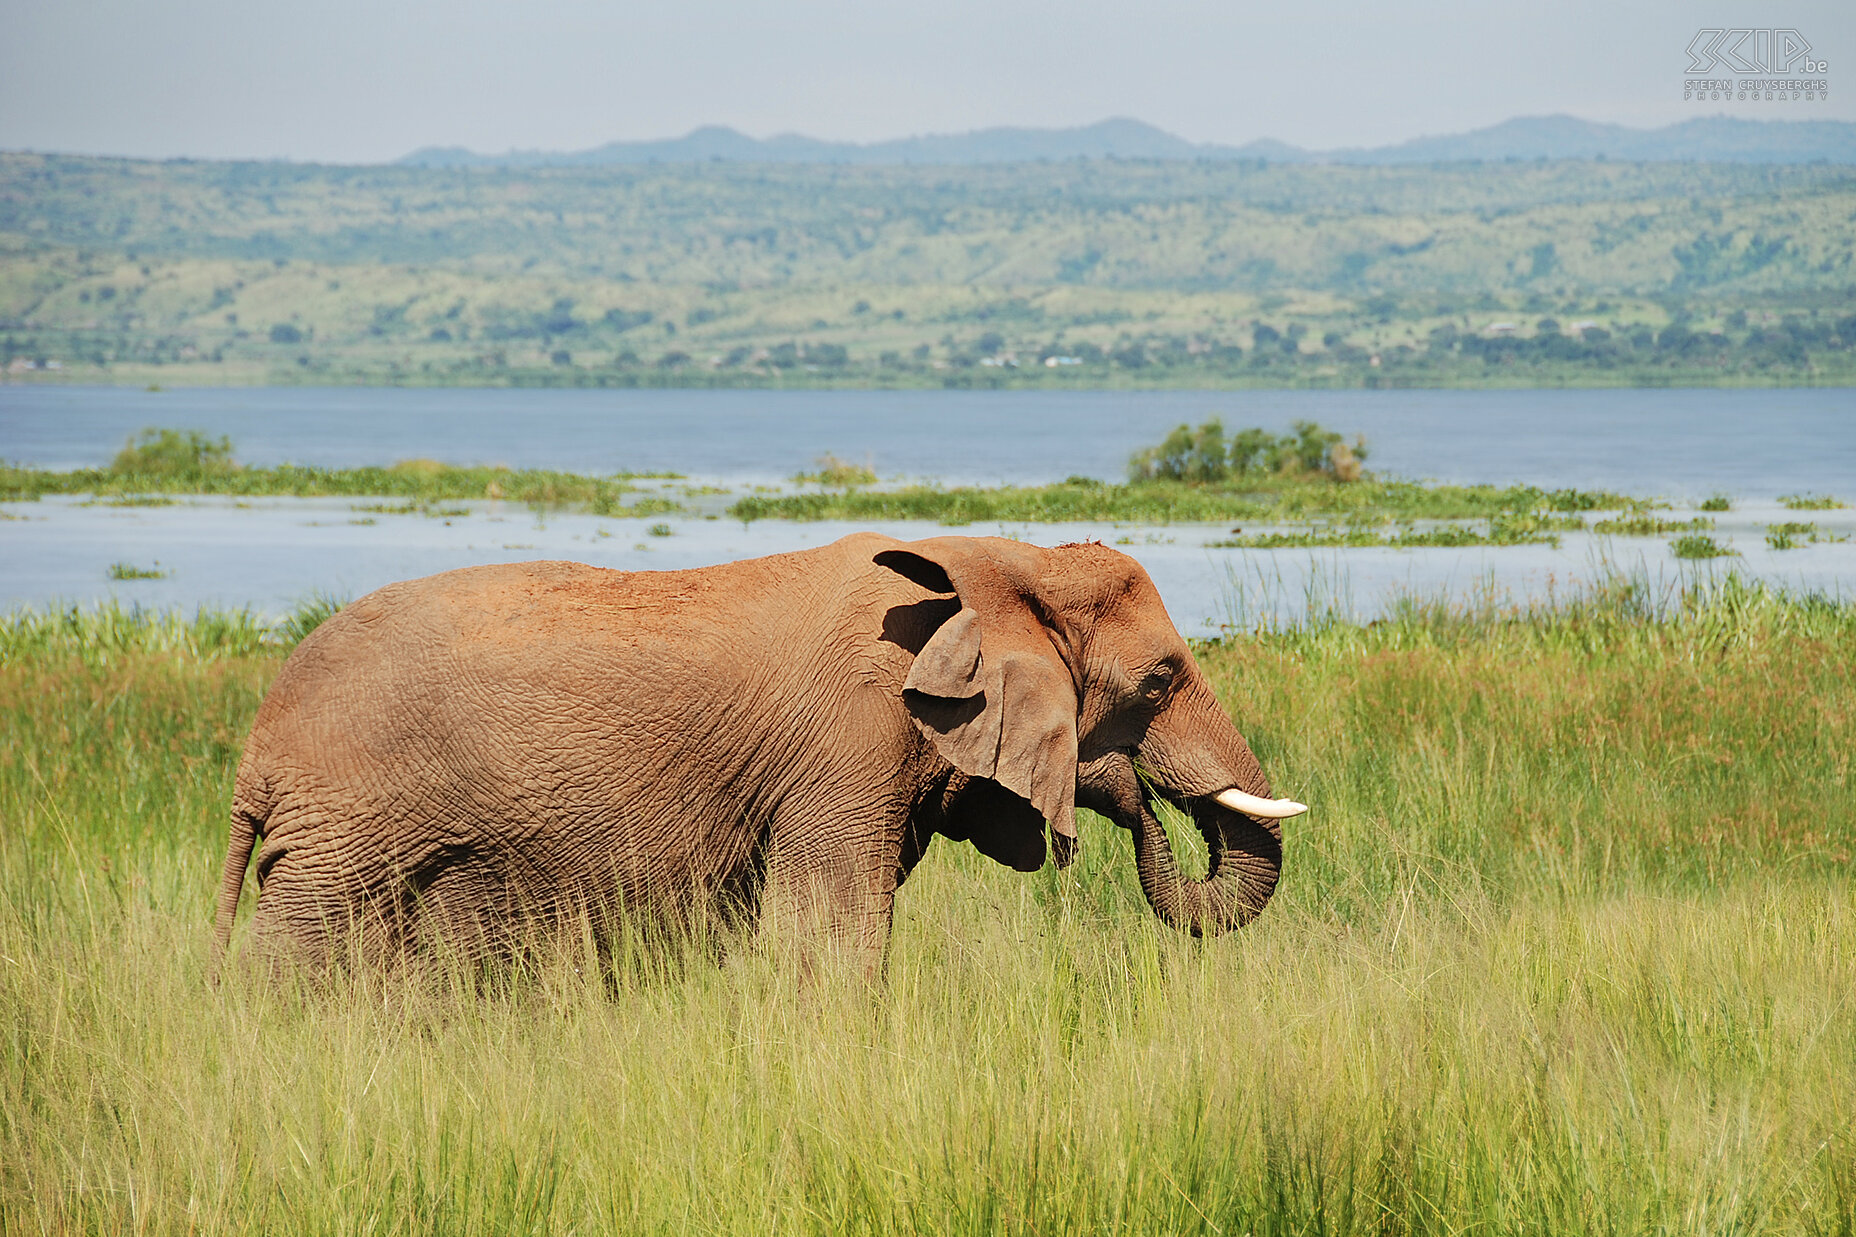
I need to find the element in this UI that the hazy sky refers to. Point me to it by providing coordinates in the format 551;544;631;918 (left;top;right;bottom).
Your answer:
2;0;1850;163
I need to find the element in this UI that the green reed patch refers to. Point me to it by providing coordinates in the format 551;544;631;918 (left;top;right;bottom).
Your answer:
1671;533;1736;559
106;561;166;580
1781;493;1846;510
1766;521;1849;550
1;575;1850;1232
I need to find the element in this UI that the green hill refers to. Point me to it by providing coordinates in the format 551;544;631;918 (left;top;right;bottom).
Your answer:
2;152;1852;387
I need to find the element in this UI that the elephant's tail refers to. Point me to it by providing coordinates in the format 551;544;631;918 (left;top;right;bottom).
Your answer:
210;792;267;982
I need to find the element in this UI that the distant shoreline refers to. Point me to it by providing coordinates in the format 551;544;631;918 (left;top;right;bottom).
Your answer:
5;368;1851;392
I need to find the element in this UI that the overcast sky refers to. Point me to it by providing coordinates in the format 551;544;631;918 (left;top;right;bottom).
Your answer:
1;0;1850;163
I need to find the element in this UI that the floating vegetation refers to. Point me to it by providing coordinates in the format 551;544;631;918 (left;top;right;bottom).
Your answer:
1592;515;1714;536
1393;525;1504;548
350;500;473;518
88;495;178;508
1488;511;1587;538
106;562;166;580
729;477;1630;527
1210;511;1577;550
1780;493;1846;510
1766;521;1849;550
1210;529;1384;550
647;522;674;537
1671;533;1736;559
1700;494;1733;512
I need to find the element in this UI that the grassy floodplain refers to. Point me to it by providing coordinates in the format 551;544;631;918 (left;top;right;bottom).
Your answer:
727;480;1614;545
2;576;1852;1233
0;428;684;515
3;426;1641;547
0;454;1628;532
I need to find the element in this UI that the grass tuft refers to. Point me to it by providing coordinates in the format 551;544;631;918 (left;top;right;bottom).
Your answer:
273;593;347;647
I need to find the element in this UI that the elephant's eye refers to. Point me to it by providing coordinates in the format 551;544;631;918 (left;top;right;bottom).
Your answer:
1138;667;1173;700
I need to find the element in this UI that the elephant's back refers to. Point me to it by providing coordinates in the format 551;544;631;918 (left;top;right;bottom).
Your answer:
238;552;851;813
237;540;907;814
252;559;740;744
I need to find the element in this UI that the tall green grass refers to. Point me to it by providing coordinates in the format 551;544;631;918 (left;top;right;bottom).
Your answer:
2;578;1851;1233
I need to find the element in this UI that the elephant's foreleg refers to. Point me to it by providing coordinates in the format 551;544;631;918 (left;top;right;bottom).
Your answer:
758;824;901;983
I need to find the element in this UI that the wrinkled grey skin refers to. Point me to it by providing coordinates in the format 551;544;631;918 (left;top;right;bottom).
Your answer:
215;533;1284;976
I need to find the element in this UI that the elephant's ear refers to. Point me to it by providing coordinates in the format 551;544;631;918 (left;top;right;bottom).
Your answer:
878;544;1080;848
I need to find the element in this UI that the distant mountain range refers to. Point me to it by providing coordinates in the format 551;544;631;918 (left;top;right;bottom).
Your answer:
401;114;1856;168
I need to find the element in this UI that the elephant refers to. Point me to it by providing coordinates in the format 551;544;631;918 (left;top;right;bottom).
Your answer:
213;533;1305;977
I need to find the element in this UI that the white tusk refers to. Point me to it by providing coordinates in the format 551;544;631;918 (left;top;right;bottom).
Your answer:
1214;787;1309;819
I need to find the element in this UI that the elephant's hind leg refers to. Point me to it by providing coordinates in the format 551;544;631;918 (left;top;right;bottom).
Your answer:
239;830;439;979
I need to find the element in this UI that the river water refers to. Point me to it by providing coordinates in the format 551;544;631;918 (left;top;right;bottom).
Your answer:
3;385;1852;633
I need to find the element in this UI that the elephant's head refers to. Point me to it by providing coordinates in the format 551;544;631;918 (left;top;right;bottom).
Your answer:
876;536;1303;936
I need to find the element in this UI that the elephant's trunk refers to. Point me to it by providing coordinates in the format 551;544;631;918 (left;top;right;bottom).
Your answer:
1129;789;1282;937
1076;676;1290;936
